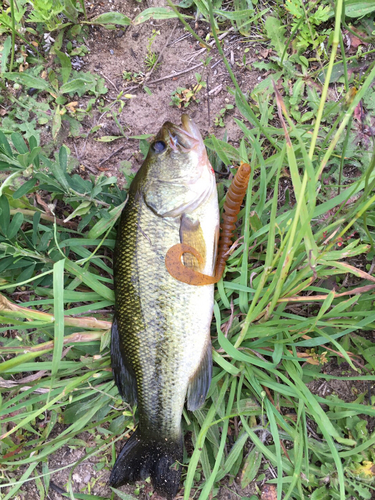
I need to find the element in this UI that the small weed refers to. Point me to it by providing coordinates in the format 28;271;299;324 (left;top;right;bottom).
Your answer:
170;73;206;108
145;29;161;71
285;0;331;53
214;104;234;127
26;0;83;30
236;47;252;70
4;55;108;139
123;71;146;85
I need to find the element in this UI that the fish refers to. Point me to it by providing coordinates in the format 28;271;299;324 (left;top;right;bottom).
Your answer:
109;114;219;499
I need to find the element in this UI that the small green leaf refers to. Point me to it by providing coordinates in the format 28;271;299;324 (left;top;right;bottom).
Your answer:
94;136;123;143
4;72;51;91
240;448;263;488
249;211;262;232
88;200;127;239
59;145;68;173
110;488;137;500
41;154;70;192
128;134;153;140
344;0;375;17
265;16;286;58
8;212;24;240
11;133;28;154
1;36;11;73
0;195;11;235
100;328;111;352
54;49;72;84
90;12;131;27
178;0;194;7
52;106;62;140
0;130;13;156
60;78;90;95
64;201;92;222
133;7;180;25
233;1;254;36
12;179;38;199
17;147;42;170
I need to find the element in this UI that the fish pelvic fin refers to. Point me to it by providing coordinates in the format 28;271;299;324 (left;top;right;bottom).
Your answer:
109;429;183;500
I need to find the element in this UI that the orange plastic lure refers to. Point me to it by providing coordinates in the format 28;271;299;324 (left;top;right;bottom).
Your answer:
165;162;251;286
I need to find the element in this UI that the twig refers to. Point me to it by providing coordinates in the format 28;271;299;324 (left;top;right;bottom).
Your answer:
278;283;375;303
73;142;80;162
147;62;204;85
211;59;224;70
100;71;119;92
168;33;190;46
80;162;99;175
186;28;234;64
10;209;78;229
0;292;111;334
0;331;106;355
208;84;223;96
99;145;125;167
0;370;47;387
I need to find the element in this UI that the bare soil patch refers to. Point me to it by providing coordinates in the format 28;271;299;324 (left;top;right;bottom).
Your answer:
63;0;262;181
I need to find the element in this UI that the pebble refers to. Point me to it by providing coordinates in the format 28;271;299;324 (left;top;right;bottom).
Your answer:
83;473;91;483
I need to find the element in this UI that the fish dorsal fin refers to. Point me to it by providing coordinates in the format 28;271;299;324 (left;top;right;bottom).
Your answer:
187;340;212;411
180;214;206;272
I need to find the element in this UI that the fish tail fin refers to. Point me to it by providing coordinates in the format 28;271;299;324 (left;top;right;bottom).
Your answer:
109;429;183;500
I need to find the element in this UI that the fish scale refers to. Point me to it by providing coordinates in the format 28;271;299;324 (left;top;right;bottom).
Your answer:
110;115;219;499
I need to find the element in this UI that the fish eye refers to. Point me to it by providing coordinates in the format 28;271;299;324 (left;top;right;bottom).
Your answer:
152;140;167;153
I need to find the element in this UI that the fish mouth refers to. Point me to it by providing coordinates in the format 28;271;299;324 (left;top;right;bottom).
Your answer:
160;115;205;154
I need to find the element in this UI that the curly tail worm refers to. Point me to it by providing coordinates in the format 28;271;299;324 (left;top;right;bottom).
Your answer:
165;162;251;286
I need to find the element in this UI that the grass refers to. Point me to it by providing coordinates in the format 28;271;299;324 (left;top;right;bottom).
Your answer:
1;0;375;499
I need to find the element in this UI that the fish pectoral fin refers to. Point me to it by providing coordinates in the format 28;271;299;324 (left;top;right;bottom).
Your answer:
165;243;218;286
187;340;212;411
111;318;137;405
180;213;206;271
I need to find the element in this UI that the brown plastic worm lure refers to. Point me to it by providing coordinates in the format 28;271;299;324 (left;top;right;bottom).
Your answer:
165;162;251;286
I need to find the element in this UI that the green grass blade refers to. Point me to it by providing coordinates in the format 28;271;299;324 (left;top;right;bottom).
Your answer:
52;258;65;378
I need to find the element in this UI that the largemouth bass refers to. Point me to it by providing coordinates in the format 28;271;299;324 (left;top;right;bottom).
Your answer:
110;115;219;498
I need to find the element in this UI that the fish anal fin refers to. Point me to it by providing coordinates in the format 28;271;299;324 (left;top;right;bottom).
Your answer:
187;340;212;411
111;317;137;405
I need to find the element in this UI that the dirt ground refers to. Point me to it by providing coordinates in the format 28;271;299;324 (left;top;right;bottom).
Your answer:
62;0;262;181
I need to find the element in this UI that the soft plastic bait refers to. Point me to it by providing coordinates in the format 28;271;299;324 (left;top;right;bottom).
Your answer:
165;162;251;286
